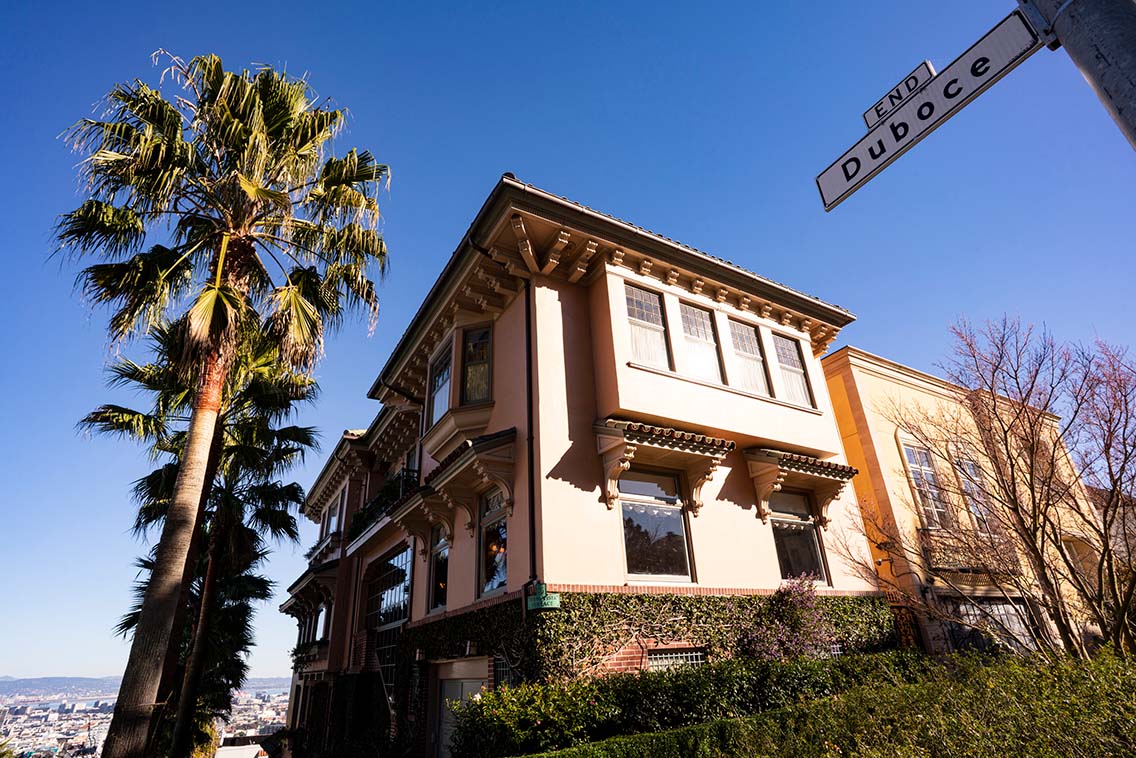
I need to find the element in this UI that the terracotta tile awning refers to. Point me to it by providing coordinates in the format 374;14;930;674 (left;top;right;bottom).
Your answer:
743;448;858;527
598;419;735;456
750;449;857;480
595;418;735;515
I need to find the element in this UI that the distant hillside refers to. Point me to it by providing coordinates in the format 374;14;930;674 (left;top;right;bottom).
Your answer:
0;675;290;698
0;676;120;698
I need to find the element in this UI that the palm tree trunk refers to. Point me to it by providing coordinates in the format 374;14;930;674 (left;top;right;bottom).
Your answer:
103;354;229;758
169;522;223;758
154;422;225;738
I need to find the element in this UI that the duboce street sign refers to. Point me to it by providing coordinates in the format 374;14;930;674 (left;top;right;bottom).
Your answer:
818;9;1042;212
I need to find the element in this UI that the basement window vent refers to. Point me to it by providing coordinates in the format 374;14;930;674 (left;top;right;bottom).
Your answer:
646;649;706;671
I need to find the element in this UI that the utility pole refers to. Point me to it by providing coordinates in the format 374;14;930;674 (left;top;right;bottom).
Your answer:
1029;0;1136;149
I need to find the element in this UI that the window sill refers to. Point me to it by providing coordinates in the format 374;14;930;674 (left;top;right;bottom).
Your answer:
478;587;508;600
627;362;821;414
625;576;695;586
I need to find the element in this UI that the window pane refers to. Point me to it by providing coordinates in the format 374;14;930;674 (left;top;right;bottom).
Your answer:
625;284;665;326
680;304;722;383
956;459;991;533
365;546;412;629
618;470;679;500
904;445;950;528
626;285;670;369
773;522;826;580
430;351;452;426
630;321;669;368
729;321;769;395
480;518;507;594
773;335;812;406
461;328;491;404
622;502;690;577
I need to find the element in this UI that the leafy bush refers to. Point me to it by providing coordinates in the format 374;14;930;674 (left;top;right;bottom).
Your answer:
449;650;936;757
738;578;835;661
532;653;1136;758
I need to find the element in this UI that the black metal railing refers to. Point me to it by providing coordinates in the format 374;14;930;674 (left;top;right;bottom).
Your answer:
347;468;420;541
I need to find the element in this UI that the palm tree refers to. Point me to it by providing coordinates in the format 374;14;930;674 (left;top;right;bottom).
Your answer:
83;322;316;754
59;51;387;756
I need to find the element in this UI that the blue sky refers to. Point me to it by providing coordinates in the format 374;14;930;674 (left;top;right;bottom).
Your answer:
0;1;1131;679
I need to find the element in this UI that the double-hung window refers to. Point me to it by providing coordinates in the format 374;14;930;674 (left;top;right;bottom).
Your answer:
679;303;723;383
955;458;992;534
769;491;827;581
619;470;692;580
728;320;770;396
479;490;508;595
428;526;449;610
625;284;670;369
460;327;491;404
428;347;452;428
904;445;951;528
772;334;813;407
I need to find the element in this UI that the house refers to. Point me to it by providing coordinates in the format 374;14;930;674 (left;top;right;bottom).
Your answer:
822;345;1096;653
279;174;888;757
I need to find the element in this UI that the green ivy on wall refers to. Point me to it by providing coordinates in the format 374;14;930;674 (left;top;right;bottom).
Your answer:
402;591;898;683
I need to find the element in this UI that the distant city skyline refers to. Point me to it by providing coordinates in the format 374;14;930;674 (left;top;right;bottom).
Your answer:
1;0;1133;679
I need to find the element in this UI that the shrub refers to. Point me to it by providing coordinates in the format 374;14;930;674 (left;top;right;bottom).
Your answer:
738;578;835;661
532;652;1136;758
449;650;936;757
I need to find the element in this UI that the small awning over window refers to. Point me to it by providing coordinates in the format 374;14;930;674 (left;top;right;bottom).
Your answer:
743;448;857;527
595;418;735;515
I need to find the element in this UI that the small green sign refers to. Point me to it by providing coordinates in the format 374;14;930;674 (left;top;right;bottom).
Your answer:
526;581;561;611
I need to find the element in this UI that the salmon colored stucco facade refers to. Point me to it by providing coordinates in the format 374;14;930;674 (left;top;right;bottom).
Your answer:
279;175;884;757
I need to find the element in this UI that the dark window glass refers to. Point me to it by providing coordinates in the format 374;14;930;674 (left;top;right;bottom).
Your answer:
618;470;679;501
622;501;691;578
364;545;412;630
429;526;449;610
770;492;826;581
461;327;491;404
480;491;507;595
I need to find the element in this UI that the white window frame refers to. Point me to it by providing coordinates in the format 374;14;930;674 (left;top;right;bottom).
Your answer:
618;469;694;583
427;342;453;429
902;444;952;529
771;333;815;408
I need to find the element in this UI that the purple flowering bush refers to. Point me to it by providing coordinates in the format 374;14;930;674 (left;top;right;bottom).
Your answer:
737;577;836;662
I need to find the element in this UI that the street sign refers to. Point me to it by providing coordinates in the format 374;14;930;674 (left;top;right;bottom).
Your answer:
526;581;561;611
818;10;1042;212
863;60;937;128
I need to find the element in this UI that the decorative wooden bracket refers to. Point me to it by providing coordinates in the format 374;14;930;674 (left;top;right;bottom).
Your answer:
746;459;787;523
596;435;637;509
542;229;571;274
510;214;540;273
568;239;599;283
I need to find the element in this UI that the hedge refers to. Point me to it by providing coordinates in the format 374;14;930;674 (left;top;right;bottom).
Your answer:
450;651;936;757
531;653;1136;758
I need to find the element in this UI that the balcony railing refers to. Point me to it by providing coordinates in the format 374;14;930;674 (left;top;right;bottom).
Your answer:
918;528;1021;578
290;639;330;671
303;531;341;564
346;468;420;542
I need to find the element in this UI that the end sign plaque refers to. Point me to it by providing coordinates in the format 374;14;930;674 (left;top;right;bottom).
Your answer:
817;10;1042;212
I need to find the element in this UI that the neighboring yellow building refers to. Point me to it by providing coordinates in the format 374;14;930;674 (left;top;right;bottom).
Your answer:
823;345;1092;653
